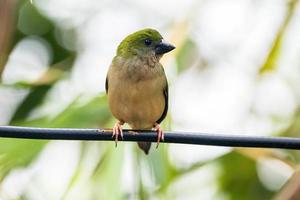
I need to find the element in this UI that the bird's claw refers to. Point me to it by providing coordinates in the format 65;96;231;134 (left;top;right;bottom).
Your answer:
153;123;164;148
112;121;123;147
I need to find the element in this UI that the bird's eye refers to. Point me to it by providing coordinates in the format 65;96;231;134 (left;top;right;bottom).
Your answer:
144;39;152;46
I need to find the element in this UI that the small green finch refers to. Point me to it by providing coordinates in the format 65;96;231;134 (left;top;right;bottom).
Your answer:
105;28;175;154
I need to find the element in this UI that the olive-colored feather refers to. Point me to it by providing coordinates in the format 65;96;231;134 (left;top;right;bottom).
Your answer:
107;56;167;129
106;28;172;154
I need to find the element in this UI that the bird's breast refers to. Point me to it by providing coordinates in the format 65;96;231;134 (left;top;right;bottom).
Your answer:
108;65;166;129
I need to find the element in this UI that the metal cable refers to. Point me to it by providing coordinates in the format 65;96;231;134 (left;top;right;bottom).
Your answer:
0;126;299;149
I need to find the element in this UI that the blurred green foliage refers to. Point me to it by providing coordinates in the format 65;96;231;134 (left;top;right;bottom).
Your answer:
259;0;298;74
176;38;201;73
13;95;111;128
0;138;46;181
0;0;300;199
18;2;52;35
218;152;273;200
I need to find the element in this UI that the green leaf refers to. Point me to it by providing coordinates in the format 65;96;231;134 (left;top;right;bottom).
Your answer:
218;151;273;200
0;138;47;180
9;57;75;124
146;145;177;193
91;144;125;200
13;95;112;128
17;2;52;36
10;85;52;123
176;38;200;73
259;0;298;74
50;95;111;128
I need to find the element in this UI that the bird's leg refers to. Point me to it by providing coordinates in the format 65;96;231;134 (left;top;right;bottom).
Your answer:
153;123;164;148
112;121;124;147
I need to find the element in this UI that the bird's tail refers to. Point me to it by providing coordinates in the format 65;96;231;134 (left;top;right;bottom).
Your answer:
137;142;151;155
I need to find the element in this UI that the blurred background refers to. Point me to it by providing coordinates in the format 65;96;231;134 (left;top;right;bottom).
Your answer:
1;0;300;199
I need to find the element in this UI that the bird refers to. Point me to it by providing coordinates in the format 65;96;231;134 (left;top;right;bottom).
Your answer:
105;28;175;154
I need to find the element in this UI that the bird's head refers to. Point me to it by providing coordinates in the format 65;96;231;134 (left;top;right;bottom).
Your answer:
116;28;175;59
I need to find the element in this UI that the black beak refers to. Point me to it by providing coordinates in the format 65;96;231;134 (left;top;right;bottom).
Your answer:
155;40;175;55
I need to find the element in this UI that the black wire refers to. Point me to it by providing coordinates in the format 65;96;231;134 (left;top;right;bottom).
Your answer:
0;126;300;150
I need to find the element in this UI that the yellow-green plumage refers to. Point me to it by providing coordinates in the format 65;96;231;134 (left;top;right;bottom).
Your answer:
106;28;174;154
107;56;167;129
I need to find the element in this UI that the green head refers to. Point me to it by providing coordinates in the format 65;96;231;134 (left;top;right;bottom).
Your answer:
116;28;175;58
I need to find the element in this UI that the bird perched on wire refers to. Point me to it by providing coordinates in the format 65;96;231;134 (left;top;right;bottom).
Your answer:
105;28;175;154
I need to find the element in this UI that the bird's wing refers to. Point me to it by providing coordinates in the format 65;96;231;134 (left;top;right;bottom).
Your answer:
105;76;108;94
156;80;168;124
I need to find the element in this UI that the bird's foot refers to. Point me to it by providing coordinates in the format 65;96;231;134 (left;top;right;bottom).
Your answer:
112;121;124;147
153;123;164;148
